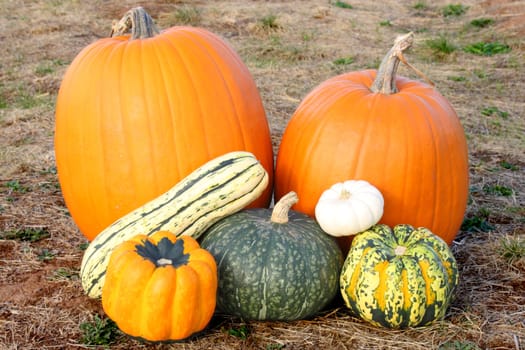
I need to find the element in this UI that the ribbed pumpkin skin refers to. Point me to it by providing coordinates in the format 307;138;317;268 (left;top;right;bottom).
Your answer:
340;224;458;328
55;26;274;241
102;231;217;342
274;70;468;251
200;209;343;321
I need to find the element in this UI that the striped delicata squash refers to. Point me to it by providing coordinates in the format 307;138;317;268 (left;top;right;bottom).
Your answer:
80;151;269;298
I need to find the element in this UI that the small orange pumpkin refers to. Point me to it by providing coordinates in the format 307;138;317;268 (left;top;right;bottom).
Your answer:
275;33;469;253
102;231;217;342
54;7;274;241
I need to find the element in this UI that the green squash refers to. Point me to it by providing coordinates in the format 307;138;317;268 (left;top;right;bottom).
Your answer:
340;224;458;328
200;192;343;321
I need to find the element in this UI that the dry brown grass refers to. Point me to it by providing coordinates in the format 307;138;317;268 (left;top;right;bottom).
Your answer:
0;0;524;349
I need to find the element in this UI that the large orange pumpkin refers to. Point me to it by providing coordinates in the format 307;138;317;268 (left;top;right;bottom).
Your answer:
275;33;469;252
54;7;274;241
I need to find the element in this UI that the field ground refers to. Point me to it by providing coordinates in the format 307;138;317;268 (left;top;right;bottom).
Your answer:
0;0;524;349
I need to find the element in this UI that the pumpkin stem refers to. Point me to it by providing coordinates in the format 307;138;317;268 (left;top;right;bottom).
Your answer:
370;32;434;94
271;192;299;224
110;6;160;40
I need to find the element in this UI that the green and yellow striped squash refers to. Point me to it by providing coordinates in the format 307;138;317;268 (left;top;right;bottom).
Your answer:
340;224;458;328
80;151;269;298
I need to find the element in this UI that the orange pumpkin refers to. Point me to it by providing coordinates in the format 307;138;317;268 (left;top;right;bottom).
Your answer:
275;33;469;253
54;7;274;241
102;231;217;342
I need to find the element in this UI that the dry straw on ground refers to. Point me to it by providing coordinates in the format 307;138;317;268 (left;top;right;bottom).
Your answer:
0;0;524;349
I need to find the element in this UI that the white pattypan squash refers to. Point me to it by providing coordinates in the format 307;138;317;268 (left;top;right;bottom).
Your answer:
315;180;384;237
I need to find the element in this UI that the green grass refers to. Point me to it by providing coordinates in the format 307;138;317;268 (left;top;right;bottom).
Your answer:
301;31;315;42
5;179;30;193
334;1;353;9
0;95;7;109
413;1;427;10
333;56;355;65
448;75;467;82
379;20;392;27
483;184;513;197
173;5;201;25
469;18;494;28
80;315;121;346
505;206;525;220
461;216;494;233
35;63;54;76
472;68;487;79
35;59;66;77
464;42;511;56
15;89;41;109
259;14;280;31
442;4;468;17
461;207;494;233
0;81;55;110
363;58;382;70
499;161;519;171
481;106;509;119
8;85;54;109
225;324;250;339
425;35;457;59
0;227;50;242
499;236;525;265
37;248;56;262
51;267;79;281
439;340;482;350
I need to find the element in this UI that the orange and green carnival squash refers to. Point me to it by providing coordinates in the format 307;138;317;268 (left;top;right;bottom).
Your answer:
274;33;468;252
54;7;274;241
102;231;217;342
340;224;458;328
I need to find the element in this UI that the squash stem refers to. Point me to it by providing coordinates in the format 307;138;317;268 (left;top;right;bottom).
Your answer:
370;32;434;94
394;245;407;256
340;189;351;200
157;258;173;266
110;6;160;40
271;192;299;224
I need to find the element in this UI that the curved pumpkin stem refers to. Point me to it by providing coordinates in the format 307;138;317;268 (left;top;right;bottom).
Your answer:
110;6;160;40
370;32;434;94
271;192;299;224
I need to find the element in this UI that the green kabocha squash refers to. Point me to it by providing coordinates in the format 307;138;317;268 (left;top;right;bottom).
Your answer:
340;224;458;329
200;192;343;321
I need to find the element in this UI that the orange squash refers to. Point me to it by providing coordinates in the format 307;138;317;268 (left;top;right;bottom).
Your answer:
102;231;217;342
54;7;274;241
275;33;469;253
